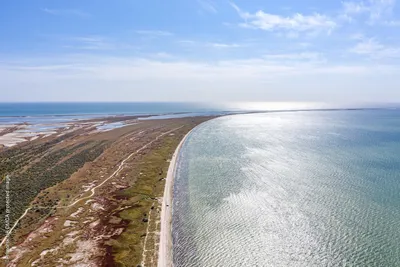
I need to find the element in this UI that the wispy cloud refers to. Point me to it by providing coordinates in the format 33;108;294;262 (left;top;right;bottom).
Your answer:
231;2;336;34
4;54;400;102
151;52;174;59
63;36;135;51
177;40;246;49
263;52;323;61
384;19;400;26
298;42;313;48
178;40;197;46
136;30;173;36
66;36;112;50
350;33;365;40
197;0;217;13
207;43;242;48
350;38;400;58
41;8;91;18
341;0;396;23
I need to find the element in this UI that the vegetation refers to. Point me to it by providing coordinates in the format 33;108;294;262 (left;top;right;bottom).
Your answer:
0;131;82;179
0;140;109;240
0;117;213;266
110;130;185;267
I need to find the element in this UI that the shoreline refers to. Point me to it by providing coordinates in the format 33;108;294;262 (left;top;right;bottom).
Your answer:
158;129;192;267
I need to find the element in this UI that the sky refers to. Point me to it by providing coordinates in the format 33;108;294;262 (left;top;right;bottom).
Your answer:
1;0;400;102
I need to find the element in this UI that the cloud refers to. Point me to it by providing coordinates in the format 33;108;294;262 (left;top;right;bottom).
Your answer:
3;53;400;102
151;52;174;59
350;38;383;54
342;1;370;15
298;42;313;48
66;36;112;50
178;40;197;45
349;38;400;58
341;0;396;23
207;43;242;48
135;30;173;36
41;8;91;18
177;40;246;48
197;0;217;13
383;20;400;26
230;2;336;34
263;52;323;62
350;33;365;40
62;36;135;51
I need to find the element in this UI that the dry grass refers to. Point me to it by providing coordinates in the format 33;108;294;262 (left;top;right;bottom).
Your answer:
0;117;214;267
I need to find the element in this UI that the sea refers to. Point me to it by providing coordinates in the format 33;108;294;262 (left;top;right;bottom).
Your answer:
173;109;400;267
0;102;233;125
0;102;225;117
1;102;400;265
1;101;393;117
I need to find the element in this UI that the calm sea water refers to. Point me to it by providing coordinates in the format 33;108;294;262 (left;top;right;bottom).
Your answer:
173;110;400;267
0;102;222;117
1;102;389;117
0;102;229;125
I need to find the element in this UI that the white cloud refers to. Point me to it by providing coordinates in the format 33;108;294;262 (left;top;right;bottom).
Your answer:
177;40;245;48
350;38;400;58
41;8;90;18
66;36;112;50
298;42;313;48
342;1;370;15
177;40;196;45
63;36;135;51
207;43;242;48
384;20;400;26
350;38;383;53
197;0;217;13
263;52;323;62
151;52;174;59
135;30;173;36
285;32;300;38
231;3;336;34
5;2;400;103
341;0;396;23
2;54;400;102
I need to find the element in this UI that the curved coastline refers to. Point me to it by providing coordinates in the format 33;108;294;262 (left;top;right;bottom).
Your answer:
157;128;194;267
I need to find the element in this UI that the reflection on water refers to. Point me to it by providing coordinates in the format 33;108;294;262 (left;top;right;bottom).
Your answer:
173;110;400;267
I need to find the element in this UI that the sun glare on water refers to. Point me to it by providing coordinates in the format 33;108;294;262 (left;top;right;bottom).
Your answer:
225;102;328;112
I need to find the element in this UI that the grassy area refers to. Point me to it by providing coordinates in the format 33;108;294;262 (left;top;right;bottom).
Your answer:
0;140;109;240
0;118;213;266
110;129;185;267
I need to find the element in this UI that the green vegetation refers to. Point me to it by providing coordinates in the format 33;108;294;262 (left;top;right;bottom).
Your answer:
0;140;109;240
0;131;82;179
0;118;211;266
110;132;183;267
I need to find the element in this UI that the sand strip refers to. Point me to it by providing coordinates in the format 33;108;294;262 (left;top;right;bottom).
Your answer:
157;130;192;267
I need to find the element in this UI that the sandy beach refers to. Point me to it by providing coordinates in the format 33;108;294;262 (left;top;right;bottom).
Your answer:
158;130;192;267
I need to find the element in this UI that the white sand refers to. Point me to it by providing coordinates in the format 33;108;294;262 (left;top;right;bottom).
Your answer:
158;131;192;267
0;124;58;147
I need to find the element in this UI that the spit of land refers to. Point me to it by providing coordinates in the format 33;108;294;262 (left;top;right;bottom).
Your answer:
0;115;214;267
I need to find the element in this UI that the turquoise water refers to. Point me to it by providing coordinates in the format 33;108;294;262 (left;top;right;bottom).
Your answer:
0;102;391;117
0;102;220;117
173;110;400;266
0;102;228;125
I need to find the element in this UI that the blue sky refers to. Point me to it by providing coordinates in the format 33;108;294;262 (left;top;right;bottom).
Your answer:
1;0;400;102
